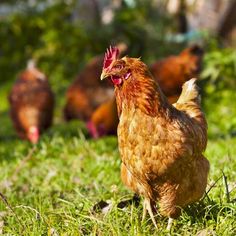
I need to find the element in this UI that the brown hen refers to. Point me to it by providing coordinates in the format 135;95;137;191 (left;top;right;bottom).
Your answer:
8;60;54;143
150;44;204;103
100;47;209;230
64;43;127;122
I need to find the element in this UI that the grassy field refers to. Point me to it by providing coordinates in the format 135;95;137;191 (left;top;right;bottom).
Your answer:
0;81;236;236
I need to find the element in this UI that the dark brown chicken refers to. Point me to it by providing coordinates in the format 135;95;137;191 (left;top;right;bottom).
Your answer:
8;60;54;143
64;43;127;122
64;55;114;121
100;47;209;230
150;44;204;103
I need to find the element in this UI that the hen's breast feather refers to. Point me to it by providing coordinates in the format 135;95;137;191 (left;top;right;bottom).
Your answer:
118;106;201;179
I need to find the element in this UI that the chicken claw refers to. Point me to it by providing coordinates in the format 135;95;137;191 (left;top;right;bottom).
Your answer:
143;198;157;228
167;217;174;231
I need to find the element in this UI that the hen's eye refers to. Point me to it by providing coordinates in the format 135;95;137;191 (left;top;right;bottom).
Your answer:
114;64;123;70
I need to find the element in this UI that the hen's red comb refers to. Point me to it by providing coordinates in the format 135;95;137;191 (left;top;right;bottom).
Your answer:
103;46;119;69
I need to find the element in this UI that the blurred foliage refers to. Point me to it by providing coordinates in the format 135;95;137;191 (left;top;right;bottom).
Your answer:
0;0;235;96
201;42;236;93
200;41;236;138
0;0;94;93
204;89;236;139
0;0;179;93
112;0;180;61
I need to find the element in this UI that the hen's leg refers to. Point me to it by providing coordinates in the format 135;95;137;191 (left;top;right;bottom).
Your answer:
167;217;174;231
143;198;157;228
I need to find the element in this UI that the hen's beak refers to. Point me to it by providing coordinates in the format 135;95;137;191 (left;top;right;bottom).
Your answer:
100;71;109;80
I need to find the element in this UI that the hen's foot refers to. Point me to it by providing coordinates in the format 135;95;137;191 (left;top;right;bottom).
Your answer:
167;217;174;231
142;198;157;228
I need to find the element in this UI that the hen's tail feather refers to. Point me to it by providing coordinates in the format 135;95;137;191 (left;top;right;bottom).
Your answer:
173;79;207;151
173;78;206;133
176;78;200;105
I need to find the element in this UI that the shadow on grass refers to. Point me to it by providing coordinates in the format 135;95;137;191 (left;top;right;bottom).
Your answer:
0;110;16;141
47;120;88;139
182;199;235;224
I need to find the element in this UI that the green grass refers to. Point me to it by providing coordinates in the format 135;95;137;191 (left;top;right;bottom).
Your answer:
0;82;236;235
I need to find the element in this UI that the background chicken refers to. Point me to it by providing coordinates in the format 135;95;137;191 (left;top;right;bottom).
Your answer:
88;45;204;138
8;60;54;143
100;47;209;230
64;43;127;122
87;98;118;138
150;44;204;103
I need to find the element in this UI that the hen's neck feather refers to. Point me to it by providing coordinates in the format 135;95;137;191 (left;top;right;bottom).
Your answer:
115;63;171;117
